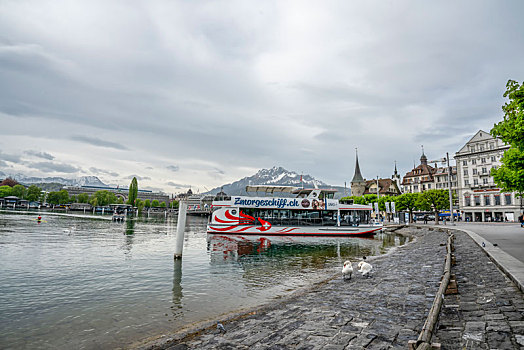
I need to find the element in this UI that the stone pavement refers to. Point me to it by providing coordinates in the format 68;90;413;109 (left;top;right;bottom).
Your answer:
139;226;524;350
434;229;524;349
142;227;448;350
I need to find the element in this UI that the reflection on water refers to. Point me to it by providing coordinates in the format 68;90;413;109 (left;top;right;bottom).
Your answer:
0;211;409;349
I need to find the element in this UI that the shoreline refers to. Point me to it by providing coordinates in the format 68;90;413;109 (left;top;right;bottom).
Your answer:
131;225;418;350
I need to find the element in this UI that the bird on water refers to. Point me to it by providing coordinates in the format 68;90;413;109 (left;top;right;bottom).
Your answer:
342;261;353;280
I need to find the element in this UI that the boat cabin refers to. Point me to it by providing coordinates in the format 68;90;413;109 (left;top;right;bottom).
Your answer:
211;185;372;227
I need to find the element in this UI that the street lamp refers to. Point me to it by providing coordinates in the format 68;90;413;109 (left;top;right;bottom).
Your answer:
446;152;455;226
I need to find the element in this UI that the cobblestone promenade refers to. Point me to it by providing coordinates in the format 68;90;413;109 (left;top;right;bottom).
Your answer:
141;227;524;350
434;229;524;349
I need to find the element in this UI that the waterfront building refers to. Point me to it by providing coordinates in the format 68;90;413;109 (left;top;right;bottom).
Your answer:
363;179;402;196
455;130;522;222
402;151;437;193
64;185;169;205
350;151;401;197
433;165;458;191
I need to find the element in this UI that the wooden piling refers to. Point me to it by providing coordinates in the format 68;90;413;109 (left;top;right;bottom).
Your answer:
174;200;187;259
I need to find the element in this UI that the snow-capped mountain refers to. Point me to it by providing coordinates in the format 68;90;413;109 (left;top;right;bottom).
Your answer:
5;173;107;187
206;166;348;197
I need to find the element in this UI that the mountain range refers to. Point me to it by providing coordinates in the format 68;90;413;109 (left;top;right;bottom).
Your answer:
206;166;350;198
0;171;107;187
0;167;350;197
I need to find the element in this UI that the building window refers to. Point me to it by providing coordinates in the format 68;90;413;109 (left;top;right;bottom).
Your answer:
474;179;479;185
491;156;496;162
414;185;418;190
465;179;469;186
490;143;495;150
484;195;491;206
428;184;431;189
465;196;471;206
472;159;477;165
480;145;484;151
473;169;478;175
482;167;487;174
463;160;467;166
494;195;501;205
464;169;468;175
483;178;488;185
475;196;480;205
481;158;486;163
505;194;512;205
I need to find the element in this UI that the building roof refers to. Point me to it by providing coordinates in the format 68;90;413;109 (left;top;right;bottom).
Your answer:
403;162;436;178
351;150;365;183
363;178;401;195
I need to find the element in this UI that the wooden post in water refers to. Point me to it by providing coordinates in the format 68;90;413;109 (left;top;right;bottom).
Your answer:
174;200;187;259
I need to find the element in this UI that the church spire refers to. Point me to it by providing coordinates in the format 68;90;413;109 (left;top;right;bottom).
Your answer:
420;145;428;165
351;148;365;183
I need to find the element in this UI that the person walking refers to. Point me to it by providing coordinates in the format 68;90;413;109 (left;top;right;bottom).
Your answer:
519;213;524;228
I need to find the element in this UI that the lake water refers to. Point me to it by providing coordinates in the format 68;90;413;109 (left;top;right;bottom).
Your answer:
0;211;409;349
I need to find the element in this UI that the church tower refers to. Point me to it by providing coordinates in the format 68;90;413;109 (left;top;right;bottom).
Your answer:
392;161;402;193
350;149;366;197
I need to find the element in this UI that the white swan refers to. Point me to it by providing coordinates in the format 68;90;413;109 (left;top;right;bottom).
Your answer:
342;260;353;280
357;261;373;277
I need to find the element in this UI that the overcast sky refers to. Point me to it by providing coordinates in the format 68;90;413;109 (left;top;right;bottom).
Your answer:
1;1;523;194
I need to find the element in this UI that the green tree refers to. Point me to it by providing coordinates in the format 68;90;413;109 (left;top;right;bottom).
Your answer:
144;199;151;208
128;177;138;206
395;193;420;223
417;190;449;225
151;199;160;207
11;184;26;198
136;199;145;213
170;200;179;209
117;197;124;204
490;79;524;195
90;190;118;206
26;185;42;202
160;202;166;208
77;193;90;203
69;195;77;203
47;190;70;205
0;185;12;198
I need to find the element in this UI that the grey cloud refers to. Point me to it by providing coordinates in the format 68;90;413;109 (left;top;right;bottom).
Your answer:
167;165;180;172
89;167;119;177
70;135;128;150
142;186;165;193
208;168;225;179
167;181;191;188
24;150;55;160
0;1;523;190
126;175;151;181
26;161;79;173
0;151;21;163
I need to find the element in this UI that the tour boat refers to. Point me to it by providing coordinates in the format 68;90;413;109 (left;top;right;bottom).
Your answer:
207;185;383;237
